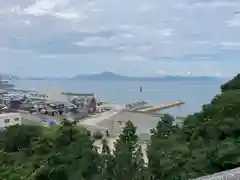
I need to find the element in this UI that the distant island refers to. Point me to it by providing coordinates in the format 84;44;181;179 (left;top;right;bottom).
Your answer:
0;74;20;80
3;72;225;81
71;72;224;81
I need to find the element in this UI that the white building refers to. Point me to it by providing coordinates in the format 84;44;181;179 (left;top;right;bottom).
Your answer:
0;113;22;128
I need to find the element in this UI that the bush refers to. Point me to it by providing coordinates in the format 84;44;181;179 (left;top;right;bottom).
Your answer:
93;130;103;140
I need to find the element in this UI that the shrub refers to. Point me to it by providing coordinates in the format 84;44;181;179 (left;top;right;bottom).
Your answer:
93;130;103;140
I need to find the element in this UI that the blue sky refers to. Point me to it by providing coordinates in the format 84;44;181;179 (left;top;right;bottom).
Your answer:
0;0;240;77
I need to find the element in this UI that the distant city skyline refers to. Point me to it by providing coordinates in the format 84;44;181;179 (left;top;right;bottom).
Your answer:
0;0;240;78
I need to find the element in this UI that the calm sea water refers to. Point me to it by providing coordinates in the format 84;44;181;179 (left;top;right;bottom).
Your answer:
10;80;225;117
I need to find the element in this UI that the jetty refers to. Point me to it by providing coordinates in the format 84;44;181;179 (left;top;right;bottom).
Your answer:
126;101;148;111
137;101;184;112
62;92;94;97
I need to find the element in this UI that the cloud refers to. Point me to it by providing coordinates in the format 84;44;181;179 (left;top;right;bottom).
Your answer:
157;29;174;37
39;54;59;59
19;19;31;25
194;41;212;45
75;36;122;47
0;47;32;53
120;55;146;62
137;3;154;12
22;0;86;20
176;1;240;9
221;42;240;46
23;0;61;16
0;0;239;77
220;42;240;50
228;14;240;27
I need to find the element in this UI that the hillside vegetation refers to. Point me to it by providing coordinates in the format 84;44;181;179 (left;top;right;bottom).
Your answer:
1;74;240;179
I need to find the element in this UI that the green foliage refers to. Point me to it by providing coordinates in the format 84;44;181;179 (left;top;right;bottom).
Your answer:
146;74;240;179
100;139;115;180
93;130;103;140
0;120;101;180
113;121;146;180
221;73;240;92
2;74;240;179
0;125;42;152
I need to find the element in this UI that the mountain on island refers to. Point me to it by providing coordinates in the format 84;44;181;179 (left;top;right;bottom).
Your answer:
72;72;223;81
74;72;125;80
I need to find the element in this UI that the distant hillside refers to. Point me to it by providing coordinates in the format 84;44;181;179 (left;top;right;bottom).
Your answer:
72;72;223;81
0;74;19;80
3;72;224;81
73;72;127;80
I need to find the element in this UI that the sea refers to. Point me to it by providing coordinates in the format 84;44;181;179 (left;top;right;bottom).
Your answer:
10;79;226;117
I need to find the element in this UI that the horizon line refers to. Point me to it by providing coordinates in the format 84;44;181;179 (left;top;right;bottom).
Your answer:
2;71;232;79
14;74;230;79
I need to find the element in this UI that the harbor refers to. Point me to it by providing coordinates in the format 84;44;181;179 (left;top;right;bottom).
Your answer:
0;79;185;140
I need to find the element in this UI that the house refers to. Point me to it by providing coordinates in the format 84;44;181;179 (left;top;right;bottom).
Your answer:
0;113;22;128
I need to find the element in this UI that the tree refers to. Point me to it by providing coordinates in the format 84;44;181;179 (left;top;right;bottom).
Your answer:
33;120;101;180
181;113;203;141
221;73;240;92
63;132;101;180
0;125;42;152
113;120;145;180
150;113;179;140
148;113;189;179
99;139;115;180
55;120;80;148
3;74;240;179
133;145;148;180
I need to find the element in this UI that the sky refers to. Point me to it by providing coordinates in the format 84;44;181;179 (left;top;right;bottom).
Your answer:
0;0;240;77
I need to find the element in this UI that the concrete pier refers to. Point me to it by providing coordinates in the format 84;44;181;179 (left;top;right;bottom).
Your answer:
137;101;184;112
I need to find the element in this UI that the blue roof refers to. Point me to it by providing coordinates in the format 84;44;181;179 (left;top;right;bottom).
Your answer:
49;120;56;126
